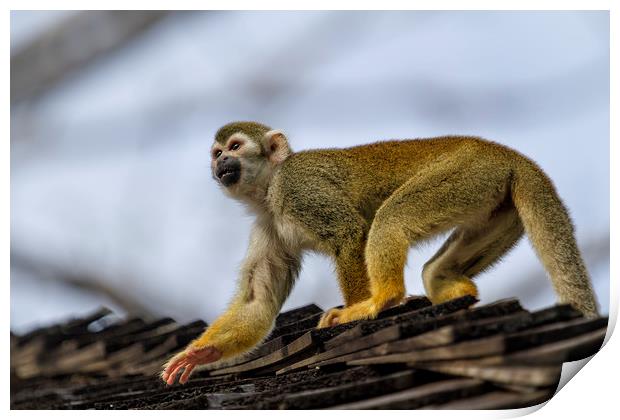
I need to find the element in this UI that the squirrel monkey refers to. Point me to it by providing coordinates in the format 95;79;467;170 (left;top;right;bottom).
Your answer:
161;121;598;385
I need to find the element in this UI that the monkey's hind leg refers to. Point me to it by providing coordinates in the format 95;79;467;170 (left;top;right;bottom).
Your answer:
422;202;524;304
321;159;513;327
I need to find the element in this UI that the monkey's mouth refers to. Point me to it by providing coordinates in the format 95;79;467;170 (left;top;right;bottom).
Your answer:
216;162;241;187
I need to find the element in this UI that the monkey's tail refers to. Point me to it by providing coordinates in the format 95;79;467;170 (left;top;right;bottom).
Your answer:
511;160;598;317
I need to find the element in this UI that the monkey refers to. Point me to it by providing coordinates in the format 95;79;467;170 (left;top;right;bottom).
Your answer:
161;121;598;385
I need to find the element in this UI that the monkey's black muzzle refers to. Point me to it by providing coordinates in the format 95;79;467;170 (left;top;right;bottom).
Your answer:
215;158;242;187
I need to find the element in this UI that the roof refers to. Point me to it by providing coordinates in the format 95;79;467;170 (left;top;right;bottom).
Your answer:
10;295;607;409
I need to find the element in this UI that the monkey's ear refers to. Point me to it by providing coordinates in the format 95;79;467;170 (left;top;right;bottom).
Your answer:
262;130;291;165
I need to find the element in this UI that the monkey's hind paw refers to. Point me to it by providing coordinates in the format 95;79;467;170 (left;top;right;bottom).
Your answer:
317;308;343;328
430;276;479;305
317;300;382;328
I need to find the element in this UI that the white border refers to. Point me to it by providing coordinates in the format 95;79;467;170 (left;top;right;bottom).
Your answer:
5;1;616;418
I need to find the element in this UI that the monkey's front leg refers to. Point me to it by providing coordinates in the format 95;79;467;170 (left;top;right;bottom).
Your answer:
161;296;278;385
162;224;300;385
318;243;374;328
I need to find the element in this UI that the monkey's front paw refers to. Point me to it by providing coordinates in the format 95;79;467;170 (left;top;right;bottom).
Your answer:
161;344;222;385
317;308;343;328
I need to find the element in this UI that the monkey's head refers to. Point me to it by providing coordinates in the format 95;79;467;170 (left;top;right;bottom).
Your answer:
211;121;291;202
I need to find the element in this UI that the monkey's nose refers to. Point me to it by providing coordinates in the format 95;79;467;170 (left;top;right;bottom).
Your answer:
220;156;229;162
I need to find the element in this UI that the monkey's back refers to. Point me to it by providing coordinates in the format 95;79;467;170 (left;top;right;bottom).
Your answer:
273;136;526;220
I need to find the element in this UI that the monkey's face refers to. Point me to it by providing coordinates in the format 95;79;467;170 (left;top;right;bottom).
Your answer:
211;131;272;198
214;155;242;187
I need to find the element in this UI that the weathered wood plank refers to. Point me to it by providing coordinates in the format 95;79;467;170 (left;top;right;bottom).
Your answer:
503;317;608;352
424;389;553;409
14;307;113;346
498;327;607;365
397;298;525;338
375;295;432;318
281;301;475;373
206;335;290;371
217;366;383;409
328;378;487;409
258;370;417;409
325;295;480;350
209;331;319;376
415;362;562;387
268;313;323;339
387;310;532;351
309;300;528;370
102;318;178;353
276;324;402;375
348;316;607;367
275;304;323;328
528;304;583;325
350;335;507;366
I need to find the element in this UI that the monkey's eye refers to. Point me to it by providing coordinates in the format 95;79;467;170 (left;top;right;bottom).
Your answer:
213;150;222;159
230;142;241;151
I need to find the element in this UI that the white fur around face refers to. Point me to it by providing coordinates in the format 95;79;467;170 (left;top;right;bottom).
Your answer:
227;132;254;149
211;131;272;208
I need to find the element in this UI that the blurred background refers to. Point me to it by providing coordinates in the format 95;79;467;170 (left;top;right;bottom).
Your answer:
10;10;609;333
